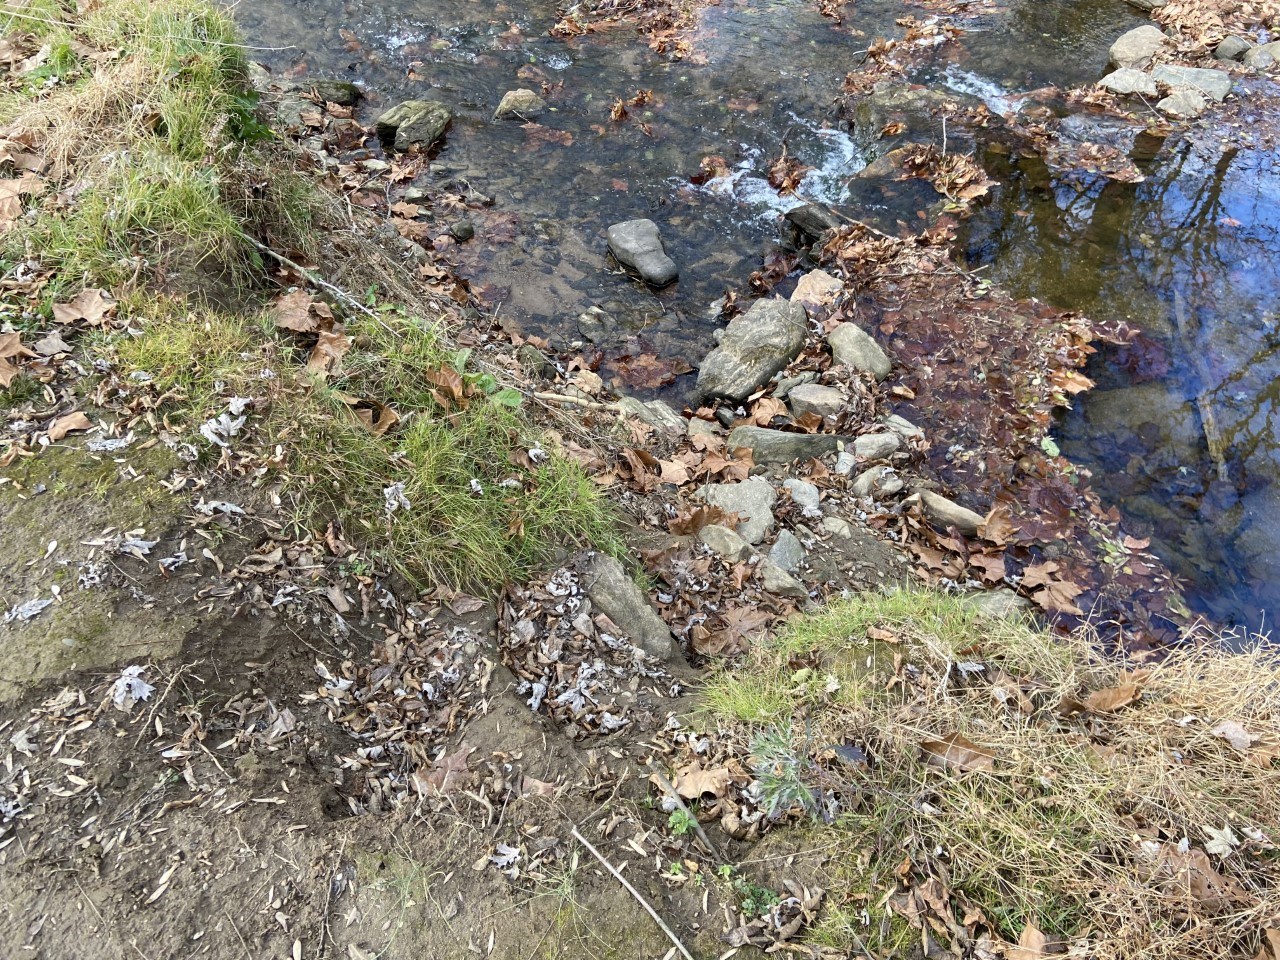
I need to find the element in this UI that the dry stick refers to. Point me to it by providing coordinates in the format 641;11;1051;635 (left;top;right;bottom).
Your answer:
243;236;383;323
646;761;724;862
569;826;695;960
533;391;622;412
1172;289;1229;482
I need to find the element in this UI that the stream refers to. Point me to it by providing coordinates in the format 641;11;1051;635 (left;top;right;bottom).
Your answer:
235;0;1280;632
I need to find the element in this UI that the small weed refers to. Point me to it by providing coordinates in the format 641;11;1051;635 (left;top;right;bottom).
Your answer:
667;807;697;837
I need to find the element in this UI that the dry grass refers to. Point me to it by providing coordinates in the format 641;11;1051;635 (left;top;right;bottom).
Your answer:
705;591;1280;959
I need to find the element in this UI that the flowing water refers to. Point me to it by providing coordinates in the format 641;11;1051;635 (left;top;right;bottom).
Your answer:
234;0;1280;630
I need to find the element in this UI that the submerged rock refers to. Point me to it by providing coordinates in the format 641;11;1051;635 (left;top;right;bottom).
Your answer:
784;203;843;246
828;322;892;380
1108;26;1170;70
494;88;546;120
581;553;674;660
1151;64;1233;102
698;477;777;544
726;426;843;464
291;78;361;106
606;219;678;287
696;298;806;402
376;99;452;151
1099;68;1158;97
1158;89;1208;119
1123;0;1166;9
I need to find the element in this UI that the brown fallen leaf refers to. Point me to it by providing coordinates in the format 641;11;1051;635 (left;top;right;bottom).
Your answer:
52;288;116;326
47;411;91;441
411;743;474;797
353;400;399;436
672;763;731;800
1084;671;1148;713
0;171;43;224
0;331;37;387
272;289;331;333
305;329;350;378
920;732;996;773
1007;922;1048;960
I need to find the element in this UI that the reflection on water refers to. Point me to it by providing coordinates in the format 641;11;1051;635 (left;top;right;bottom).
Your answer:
964;138;1280;630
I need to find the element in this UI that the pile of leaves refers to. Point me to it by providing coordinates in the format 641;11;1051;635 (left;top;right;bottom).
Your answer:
813;221;1187;643
550;0;706;58
303;616;498;812
498;557;680;739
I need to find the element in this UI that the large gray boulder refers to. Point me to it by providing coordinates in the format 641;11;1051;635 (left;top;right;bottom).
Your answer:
1099;68;1158;97
376;100;452;151
696;298;807;402
494;88;546;120
1151;64;1233;102
698;477;777;544
726;426;843;464
581;553;674;660
828;323;891;380
606;219;678;287
1108;26;1170;70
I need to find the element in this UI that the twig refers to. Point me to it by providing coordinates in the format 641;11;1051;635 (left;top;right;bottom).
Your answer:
570;826;695;960
242;236;383;324
223;909;254;960
646;760;724;862
533;391;622;412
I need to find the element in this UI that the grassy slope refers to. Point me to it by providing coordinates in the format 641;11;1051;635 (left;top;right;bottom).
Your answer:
1;0;613;588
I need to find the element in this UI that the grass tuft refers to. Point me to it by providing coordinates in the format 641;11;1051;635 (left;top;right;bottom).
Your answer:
704;590;1280;960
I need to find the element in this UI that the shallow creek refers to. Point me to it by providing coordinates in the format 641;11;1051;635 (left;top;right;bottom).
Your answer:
235;0;1280;631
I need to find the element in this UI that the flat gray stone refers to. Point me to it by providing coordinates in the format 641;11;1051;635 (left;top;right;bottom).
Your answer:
494;88;545;120
699;524;754;562
768;530;806;573
853;432;901;461
775;371;818;399
1158;89;1208;119
1214;35;1253;61
914;490;985;537
782;478;821;517
880;413;923;440
617;396;684;433
851;465;903;498
687;417;722;439
1123;0;1166;9
833;449;858;476
788;383;844;419
1242;40;1280;70
376;99;452;151
580;553;674;660
607;219;678;287
821;515;855;539
1099;68;1158;97
726;426;844;464
760;559;807;599
1151;64;1233;102
697;298;807;402
698;477;777;544
828;323;891;380
1108;25;1170;70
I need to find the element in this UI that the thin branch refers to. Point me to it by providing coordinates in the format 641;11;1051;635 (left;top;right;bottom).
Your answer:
569;826;695;960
